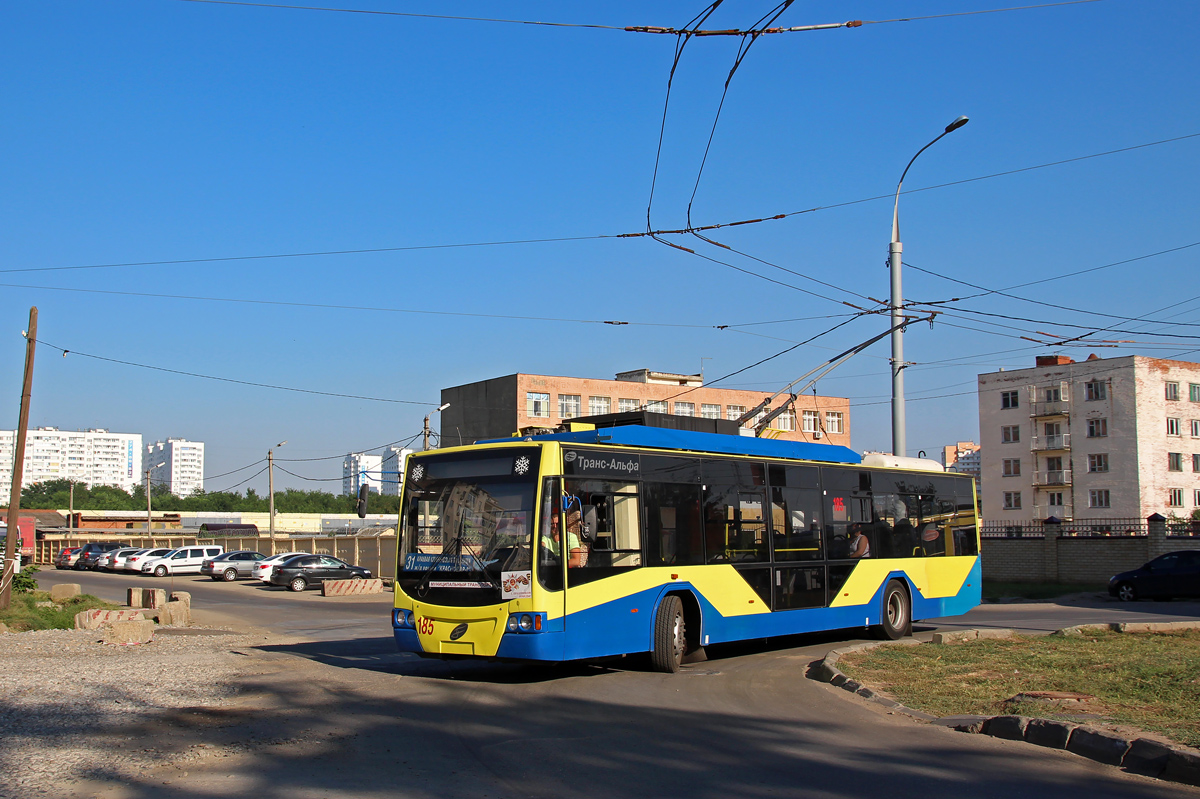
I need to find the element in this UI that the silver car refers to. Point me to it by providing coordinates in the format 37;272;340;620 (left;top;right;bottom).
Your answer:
200;550;268;582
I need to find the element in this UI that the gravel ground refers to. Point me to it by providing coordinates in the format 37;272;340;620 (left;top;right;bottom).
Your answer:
0;627;256;798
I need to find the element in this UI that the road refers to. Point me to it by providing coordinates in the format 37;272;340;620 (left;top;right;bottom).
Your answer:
32;568;1200;799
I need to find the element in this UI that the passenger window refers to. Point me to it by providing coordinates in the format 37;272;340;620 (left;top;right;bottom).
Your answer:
775;566;826;609
704;486;768;563
824;492;870;559
771;487;823;561
645;482;704;566
172;551;186;559
563;480;642;586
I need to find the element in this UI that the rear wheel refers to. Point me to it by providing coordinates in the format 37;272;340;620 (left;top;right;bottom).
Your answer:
154;565;168;578
222;568;239;582
650;595;686;673
1116;582;1137;602
874;579;911;640
289;577;307;593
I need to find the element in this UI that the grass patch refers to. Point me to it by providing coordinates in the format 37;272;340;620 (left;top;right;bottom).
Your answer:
982;581;1107;600
838;630;1200;746
0;591;119;632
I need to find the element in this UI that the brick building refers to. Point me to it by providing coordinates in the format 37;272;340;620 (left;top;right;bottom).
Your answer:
440;370;851;447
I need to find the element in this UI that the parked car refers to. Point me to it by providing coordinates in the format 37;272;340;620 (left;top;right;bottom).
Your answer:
55;547;82;569
125;548;172;573
142;545;226;577
254;552;311;583
74;542;123;570
269;554;372;592
98;547;143;572
201;551;267;582
1110;550;1200;601
109;548;149;572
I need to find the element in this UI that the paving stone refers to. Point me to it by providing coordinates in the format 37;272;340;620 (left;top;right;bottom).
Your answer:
855;687;876;699
934;715;990;734
975;628;1017;640
1123;738;1173;778
840;680;861;693
1024;718;1075;749
985;715;1029;741
102;619;154;645
1067;726;1131;766
1163;747;1200;787
50;583;81;602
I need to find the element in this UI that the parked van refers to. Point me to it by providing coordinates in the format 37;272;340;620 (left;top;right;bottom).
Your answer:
142;545;225;577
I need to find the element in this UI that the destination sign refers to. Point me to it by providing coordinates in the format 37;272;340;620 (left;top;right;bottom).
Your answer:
404;553;484;572
563;450;640;477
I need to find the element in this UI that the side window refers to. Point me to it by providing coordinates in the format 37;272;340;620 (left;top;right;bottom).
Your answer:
537;479;563;592
189;549;205;558
771;487;823;561
320;557;341;567
172;551;187;560
206;548;221;557
563;480;642;586
703;486;768;563
644;482;704;566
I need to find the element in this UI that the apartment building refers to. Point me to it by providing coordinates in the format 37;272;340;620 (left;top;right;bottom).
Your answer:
977;354;1200;521
440;370;851;447
942;441;982;484
343;452;383;496
380;446;413;497
146;438;206;497
0;427;142;504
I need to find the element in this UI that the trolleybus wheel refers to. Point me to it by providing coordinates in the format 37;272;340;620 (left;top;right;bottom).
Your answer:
651;595;686;673
874;579;911;640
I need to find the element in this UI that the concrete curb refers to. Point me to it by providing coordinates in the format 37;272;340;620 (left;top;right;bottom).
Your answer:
808;625;1200;787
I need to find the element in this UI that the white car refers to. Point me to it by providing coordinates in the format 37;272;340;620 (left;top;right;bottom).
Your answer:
108;548;147;572
143;545;225;577
125;548;172;573
254;552;311;583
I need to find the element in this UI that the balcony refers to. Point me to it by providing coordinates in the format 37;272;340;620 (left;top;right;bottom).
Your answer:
1033;504;1074;520
1031;433;1071;451
1033;469;1073;486
1029;399;1070;418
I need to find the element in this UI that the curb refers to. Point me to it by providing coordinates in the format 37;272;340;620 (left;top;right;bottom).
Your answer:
809;626;1200;788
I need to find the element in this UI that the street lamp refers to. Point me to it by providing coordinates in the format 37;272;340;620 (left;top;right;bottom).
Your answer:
888;115;969;457
146;462;166;536
424;403;450;451
268;441;286;537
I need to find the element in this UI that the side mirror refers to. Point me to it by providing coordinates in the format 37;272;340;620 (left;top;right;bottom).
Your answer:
355;484;369;518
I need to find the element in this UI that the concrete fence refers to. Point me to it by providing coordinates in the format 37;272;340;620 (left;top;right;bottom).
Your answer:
981;515;1197;583
37;534;397;581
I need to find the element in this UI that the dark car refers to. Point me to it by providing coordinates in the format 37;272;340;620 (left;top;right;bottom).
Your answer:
74;542;123;570
55;547;81;569
1109;550;1200;601
268;554;372;592
201;550;267;582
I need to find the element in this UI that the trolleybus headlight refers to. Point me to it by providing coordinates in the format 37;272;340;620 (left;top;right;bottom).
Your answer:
507;615;519;632
405;610;415;627
518;614;534;631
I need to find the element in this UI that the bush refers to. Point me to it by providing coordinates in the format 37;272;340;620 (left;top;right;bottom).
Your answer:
12;565;39;594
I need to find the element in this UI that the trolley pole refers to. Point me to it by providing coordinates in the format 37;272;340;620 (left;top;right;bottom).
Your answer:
2;307;38;611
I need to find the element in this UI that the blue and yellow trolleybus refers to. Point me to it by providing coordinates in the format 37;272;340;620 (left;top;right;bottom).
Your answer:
392;423;980;671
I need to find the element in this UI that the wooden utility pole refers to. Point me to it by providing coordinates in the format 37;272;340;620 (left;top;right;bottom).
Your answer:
2;307;38;611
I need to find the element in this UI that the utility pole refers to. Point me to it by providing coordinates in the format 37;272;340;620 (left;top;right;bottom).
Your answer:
268;441;286;537
2;307;38;611
68;481;74;540
146;461;165;538
424;403;450;451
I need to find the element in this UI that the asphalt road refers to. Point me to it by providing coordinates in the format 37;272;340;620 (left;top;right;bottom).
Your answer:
33;568;1200;799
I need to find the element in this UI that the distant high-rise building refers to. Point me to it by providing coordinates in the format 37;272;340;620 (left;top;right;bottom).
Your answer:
942;441;982;484
146;438;206;497
0;427;142;504
343;452;383;496
380;446;413;497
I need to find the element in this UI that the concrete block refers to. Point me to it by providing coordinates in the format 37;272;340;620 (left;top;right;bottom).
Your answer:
1123;738;1173;778
145;589;167;609
169;591;191;610
932;630;978;645
50;583;81;602
1051;623;1117;636
1024;718;1075;749
975;628;1017;640
934;715;990;734
1118;621;1200;634
1066;726;1131;766
829;672;848;688
103;619;154;645
127;587;145;608
162;600;191;627
810;658;841;683
321;578;384;597
985;715;1029;741
855;687;876;699
1163;748;1200;787
74;609;146;630
840;680;862;693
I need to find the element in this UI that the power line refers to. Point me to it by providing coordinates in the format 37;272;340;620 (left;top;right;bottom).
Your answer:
175;0;629;29
203;458;266;481
207;465;269;494
276;431;423;462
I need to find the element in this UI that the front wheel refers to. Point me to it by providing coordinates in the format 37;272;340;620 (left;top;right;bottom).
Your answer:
650;595;686;673
873;579;911;640
350;574;364;581
1116;582;1137;602
154;565;168;578
223;568;239;582
289;577;307;593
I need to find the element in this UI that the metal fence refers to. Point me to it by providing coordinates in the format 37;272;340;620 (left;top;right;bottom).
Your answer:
982;517;1200;539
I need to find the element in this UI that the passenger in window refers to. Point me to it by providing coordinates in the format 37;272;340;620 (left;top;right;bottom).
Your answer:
847;523;871;558
542;512;587;568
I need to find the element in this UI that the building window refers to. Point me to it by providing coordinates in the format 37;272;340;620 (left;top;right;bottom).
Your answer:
776;409;796;431
1001;425;1020;443
1001;391;1019;409
1002;458;1021;477
1045;387;1061;402
588;396;610;416
1194;489;1200;507
1087;418;1108;438
1193;453;1200;472
1169;452;1183;472
700;403;721;420
618;398;639;413
825;412;844;434
1167;418;1181;436
802;410;819;433
1085;381;1107;401
673;402;695;417
645;400;667;414
527;392;550;418
1089;489;1111;509
1003;492;1022;510
727;405;747;422
1168;488;1184;508
1166;382;1180;401
558;394;581;419
1087;453;1109;473
1191;383;1200;402
1192;420;1200;438
1047;491;1064;508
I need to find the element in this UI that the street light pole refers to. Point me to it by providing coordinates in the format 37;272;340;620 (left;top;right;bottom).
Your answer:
146;462;165;537
424;403;450;451
889;115;969;457
268;441;287;538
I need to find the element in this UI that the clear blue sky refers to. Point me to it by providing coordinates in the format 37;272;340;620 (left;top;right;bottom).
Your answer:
2;1;1198;492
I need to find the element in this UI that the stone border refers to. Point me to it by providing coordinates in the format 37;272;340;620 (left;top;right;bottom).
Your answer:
808;624;1200;787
